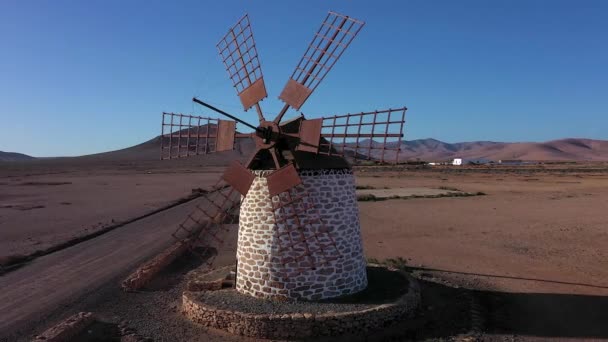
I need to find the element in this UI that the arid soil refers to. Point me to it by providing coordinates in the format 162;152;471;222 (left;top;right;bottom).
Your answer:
357;165;608;340
1;160;607;341
0;153;248;260
358;164;608;297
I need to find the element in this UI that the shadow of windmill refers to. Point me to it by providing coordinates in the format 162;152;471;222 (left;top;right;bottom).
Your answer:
396;265;608;341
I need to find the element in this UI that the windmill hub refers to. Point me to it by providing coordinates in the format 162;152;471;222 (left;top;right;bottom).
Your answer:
255;121;280;147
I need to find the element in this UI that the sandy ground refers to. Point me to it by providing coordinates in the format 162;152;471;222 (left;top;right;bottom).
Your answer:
357;166;608;296
357;166;608;340
1;161;608;340
0;161;226;258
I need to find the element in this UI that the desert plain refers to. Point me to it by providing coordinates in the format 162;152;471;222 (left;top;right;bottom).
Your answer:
1;147;608;341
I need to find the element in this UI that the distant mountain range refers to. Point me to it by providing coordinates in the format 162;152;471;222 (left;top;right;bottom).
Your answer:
112;136;608;162
389;138;608;161
3;136;608;162
0;151;36;162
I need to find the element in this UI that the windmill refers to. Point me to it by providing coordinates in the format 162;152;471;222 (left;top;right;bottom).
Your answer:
160;11;407;300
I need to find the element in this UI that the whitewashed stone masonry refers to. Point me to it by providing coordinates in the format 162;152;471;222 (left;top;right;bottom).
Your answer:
236;169;368;300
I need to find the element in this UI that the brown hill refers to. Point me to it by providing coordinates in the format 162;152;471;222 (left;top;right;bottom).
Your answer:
0;151;35;162
345;138;608;162
72;135;256;162
422;138;608;161
45;124;256;165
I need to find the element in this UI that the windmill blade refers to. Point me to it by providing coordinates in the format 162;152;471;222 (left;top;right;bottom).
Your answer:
216;119;237;152
277;11;365;114
222;160;256;196
295;118;323;153
171;174;245;267
217;14;267;120
160;112;246;160
265;163;302;197
270;185;340;271
317;107;407;164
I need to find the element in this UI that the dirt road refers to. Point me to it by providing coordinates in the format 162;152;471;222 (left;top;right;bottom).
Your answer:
0;195;206;338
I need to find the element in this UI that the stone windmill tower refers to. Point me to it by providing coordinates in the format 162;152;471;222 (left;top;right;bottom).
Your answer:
160;11;407;300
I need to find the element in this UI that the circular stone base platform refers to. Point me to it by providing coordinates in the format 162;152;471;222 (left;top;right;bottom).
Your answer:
181;264;420;339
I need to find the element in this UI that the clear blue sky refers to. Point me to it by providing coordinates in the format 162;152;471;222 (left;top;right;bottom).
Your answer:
1;0;607;157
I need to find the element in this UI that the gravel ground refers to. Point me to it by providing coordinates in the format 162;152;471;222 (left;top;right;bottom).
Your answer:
88;256;247;342
185;264;235;284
